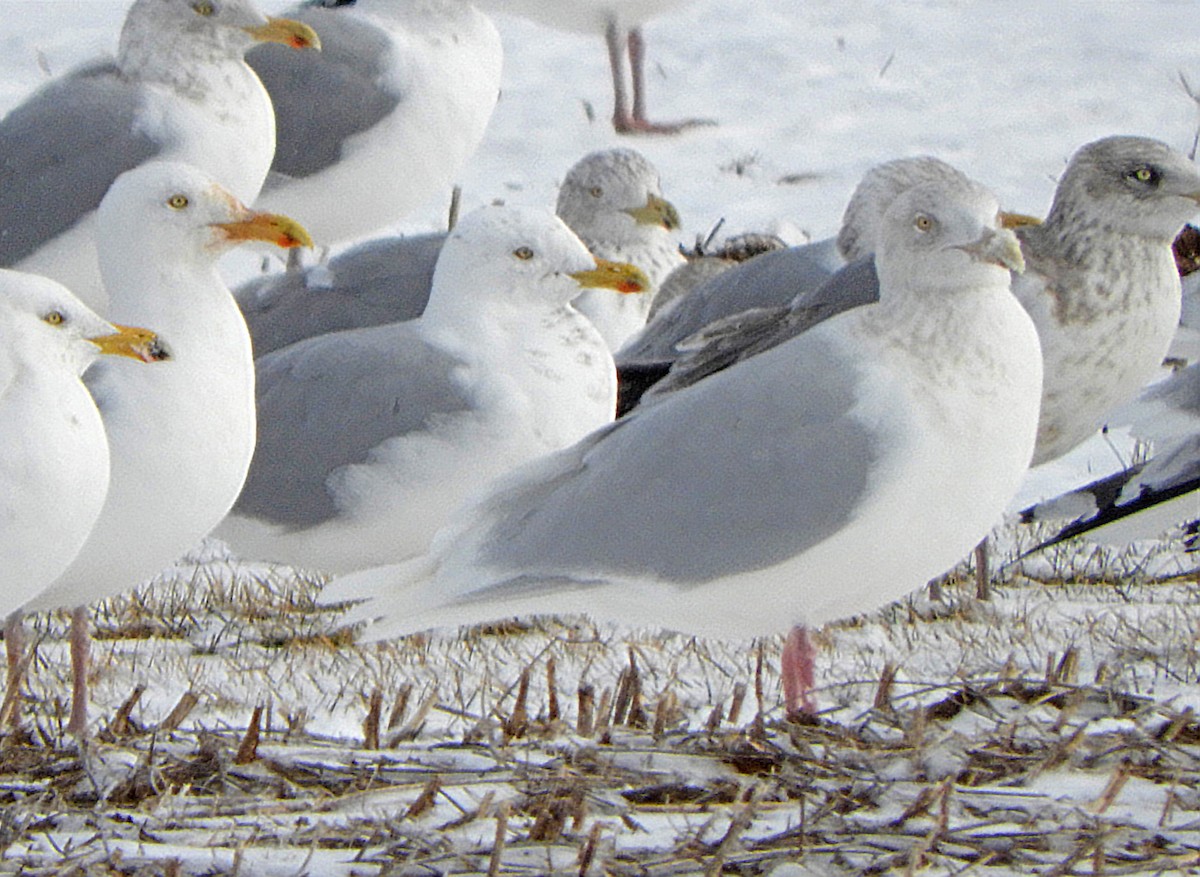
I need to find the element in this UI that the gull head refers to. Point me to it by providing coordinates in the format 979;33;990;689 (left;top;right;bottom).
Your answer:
1049;135;1200;241
0;270;165;374
556;149;681;246
877;180;1023;299
97;161;313;265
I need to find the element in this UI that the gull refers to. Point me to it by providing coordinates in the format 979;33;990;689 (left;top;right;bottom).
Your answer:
324;178;1041;716
0;0;318;311
475;0;708;134
247;0;503;246
0;272;163;620
20;161;312;736
217;204;649;574
615;157;983;412
628;137;1200;460
236;147;682;355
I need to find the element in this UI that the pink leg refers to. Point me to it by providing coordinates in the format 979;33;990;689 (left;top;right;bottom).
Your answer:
66;606;90;737
2;610;27;728
781;625;818;718
608;25;715;135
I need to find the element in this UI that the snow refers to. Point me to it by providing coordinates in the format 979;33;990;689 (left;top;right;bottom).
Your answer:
4;0;1200;873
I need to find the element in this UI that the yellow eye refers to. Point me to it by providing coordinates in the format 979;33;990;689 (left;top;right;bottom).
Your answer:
167;194;189;210
43;310;65;326
589;186;603;198
513;246;534;260
914;213;934;232
193;1;215;15
1131;165;1159;185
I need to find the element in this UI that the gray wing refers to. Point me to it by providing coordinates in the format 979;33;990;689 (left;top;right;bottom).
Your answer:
617;237;844;367
248;7;400;181
463;331;878;585
0;60;160;265
237;232;445;356
234;323;472;528
636;256;881;402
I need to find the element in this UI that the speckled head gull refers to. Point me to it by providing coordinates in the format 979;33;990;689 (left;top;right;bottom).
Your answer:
0;271;163;617
249;0;501;246
20;161;311;735
555;148;684;350
218;204;649;575
0;0;318;310
326;178;1041;645
1013;135;1200;464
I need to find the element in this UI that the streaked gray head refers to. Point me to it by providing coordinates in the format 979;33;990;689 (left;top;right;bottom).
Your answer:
838;156;974;260
876;180;1021;297
1046;136;1200;241
555;148;680;247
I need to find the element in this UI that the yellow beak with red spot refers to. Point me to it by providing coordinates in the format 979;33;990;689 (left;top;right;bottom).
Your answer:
245;17;321;51
214;211;314;250
570;258;650;294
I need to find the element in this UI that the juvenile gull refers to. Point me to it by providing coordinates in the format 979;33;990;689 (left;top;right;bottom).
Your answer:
22;161;312;736
0;0;317;311
248;0;502;246
0;273;162;620
218;205;648;574
474;0;706;133
236;148;681;355
324;179;1041;714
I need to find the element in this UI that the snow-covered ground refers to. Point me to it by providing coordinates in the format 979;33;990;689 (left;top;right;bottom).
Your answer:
3;1;1200;873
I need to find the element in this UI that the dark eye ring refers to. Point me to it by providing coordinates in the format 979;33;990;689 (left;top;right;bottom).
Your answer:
43;310;65;326
589;186;603;198
513;246;534;260
1130;165;1160;186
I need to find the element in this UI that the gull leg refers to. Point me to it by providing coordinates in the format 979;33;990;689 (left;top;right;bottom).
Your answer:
66;606;90;738
611;25;715;135
605;19;636;132
1;610;27;729
781;625;818;718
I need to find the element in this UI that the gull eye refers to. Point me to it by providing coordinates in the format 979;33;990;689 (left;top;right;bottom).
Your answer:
589;186;603;198
167;194;190;210
42;310;65;327
193;1;215;15
913;213;935;233
513;246;535;261
1129;165;1161;186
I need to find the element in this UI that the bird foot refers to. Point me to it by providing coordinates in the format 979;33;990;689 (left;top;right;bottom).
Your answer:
781;625;819;720
613;114;717;136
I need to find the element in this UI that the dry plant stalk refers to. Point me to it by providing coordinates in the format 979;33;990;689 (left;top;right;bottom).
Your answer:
108;684;146;737
158;690;199;734
233;704;263;765
577;683;595;736
487;801;510;877
362;688;383;750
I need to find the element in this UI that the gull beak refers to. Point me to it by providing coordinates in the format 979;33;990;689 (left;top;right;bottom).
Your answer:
999;210;1042;229
624;193;682;231
88;323;170;364
244;17;321;51
569;258;650;294
957;226;1026;274
214;211;314;250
